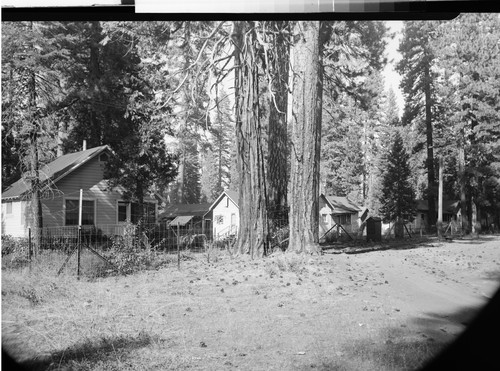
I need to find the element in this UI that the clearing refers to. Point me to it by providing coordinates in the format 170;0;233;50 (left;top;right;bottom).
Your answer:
2;236;500;370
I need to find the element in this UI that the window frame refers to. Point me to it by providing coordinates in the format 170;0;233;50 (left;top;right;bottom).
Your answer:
215;215;224;225
117;201;130;223
64;197;96;226
335;213;351;226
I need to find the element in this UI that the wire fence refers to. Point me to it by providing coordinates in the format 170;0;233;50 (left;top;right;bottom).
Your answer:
37;222;211;253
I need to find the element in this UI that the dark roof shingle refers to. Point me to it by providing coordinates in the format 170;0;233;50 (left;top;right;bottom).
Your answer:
159;203;212;219
2;146;108;200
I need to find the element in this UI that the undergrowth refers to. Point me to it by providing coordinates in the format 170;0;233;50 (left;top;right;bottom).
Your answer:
265;252;308;277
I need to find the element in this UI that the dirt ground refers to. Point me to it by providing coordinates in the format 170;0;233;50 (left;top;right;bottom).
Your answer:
2;235;500;370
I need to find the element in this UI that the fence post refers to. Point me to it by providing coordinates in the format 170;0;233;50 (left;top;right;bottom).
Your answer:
77;226;81;279
28;227;32;260
177;223;180;270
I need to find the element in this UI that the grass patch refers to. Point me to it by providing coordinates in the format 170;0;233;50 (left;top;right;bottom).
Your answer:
4;237;498;370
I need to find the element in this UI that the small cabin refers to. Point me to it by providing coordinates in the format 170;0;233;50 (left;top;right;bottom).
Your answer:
319;194;365;236
204;190;239;241
411;199;461;232
1;145;158;239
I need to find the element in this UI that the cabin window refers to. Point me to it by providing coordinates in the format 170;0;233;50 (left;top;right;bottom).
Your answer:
336;214;350;225
118;202;128;222
215;215;224;225
226;197;229;208
322;214;328;223
6;202;12;214
99;153;108;162
231;213;236;226
65;199;95;226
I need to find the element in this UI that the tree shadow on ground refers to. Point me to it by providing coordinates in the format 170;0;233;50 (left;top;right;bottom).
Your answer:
302;289;500;371
324;234;500;255
6;331;162;371
482;269;500;284
418;286;500;370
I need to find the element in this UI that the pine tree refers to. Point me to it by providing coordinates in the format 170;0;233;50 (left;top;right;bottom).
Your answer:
2;21;72;253
397;20;439;231
232;21;269;258
200;88;233;202
288;21;331;254
432;14;500;232
379;131;416;239
321;21;388;200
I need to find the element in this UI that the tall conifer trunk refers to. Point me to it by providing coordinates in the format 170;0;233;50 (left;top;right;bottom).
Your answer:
232;21;269;258
28;22;42;256
458;140;470;234
424;63;436;232
288;21;324;254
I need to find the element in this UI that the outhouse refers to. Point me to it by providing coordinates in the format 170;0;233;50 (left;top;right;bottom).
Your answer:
366;217;382;242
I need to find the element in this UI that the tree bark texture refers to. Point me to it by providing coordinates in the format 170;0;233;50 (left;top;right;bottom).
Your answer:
424;63;437;231
28;35;43;255
232;21;269;258
288;21;324;254
458;140;470;234
437;156;444;238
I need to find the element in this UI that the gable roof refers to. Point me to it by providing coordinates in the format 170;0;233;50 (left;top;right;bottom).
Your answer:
2;145;110;201
322;194;362;214
204;189;239;217
159;203;212;220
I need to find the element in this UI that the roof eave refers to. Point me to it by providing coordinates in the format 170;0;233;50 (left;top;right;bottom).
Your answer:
51;145;110;185
204;191;229;217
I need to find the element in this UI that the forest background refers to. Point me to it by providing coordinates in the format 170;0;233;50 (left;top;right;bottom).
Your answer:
2;16;500;255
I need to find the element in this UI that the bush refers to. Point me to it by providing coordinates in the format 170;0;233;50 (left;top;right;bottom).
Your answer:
1;235;30;268
269;225;289;252
104;222;169;275
266;252;307;275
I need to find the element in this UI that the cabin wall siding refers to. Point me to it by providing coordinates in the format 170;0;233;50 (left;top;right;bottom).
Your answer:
319;196;334;235
212;196;239;239
1;200;29;237
41;156;115;229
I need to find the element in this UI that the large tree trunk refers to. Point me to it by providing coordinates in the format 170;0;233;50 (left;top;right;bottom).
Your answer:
232;21;269;258
424;63;437;232
176;146;185;203
29;129;43;256
437;156;444;238
28;42;42;256
267;21;290;223
288;21;324;254
395;216;404;239
458;140;470;234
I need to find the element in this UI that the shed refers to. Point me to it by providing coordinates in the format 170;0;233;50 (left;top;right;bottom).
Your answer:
366;217;382;242
159;203;211;235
